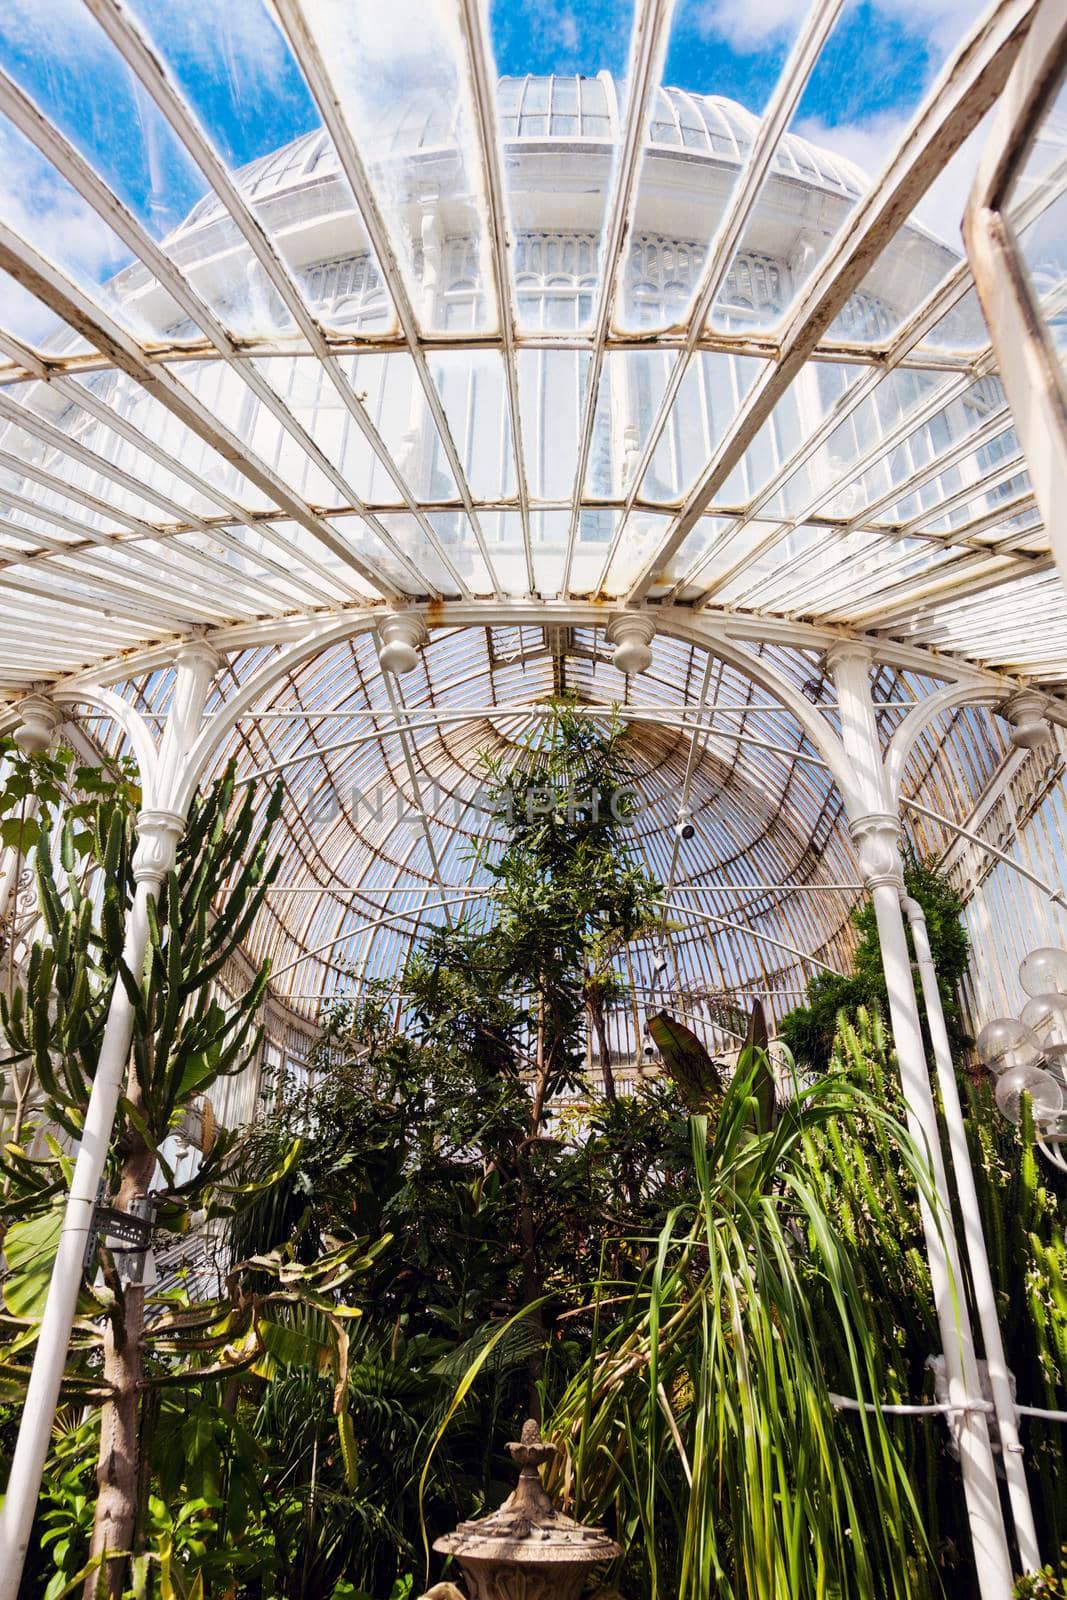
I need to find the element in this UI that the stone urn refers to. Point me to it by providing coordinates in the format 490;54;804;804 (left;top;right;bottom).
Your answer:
432;1419;621;1600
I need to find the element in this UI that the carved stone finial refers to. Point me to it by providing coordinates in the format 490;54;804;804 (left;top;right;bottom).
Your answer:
507;1418;557;1474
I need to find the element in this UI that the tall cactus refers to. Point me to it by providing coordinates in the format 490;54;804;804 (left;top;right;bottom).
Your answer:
1;763;282;1598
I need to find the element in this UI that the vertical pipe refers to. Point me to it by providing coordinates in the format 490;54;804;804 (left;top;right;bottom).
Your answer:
0;873;162;1588
827;641;1015;1599
868;878;1016;1597
0;644;218;1596
0;796;37;933
904;894;1040;1571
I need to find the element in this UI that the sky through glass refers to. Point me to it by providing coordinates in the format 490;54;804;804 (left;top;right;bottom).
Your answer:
0;0;988;309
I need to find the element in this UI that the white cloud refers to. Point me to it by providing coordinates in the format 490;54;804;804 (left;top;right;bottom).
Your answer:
794;108;906;190
690;0;809;51
0;121;133;347
0;0;126;84
693;0;987;67
795;106;991;249
1;0;292;88
520;0;611;63
153;0;295;93
872;0;992;63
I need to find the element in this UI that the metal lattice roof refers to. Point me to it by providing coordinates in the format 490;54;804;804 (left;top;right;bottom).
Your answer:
0;0;1060;685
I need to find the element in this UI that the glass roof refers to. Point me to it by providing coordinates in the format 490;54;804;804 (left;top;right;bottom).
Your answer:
0;1;1062;1022
0;0;1059;688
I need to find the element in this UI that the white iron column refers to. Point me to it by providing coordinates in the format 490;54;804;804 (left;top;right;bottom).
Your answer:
827;642;1015;1600
904;894;1040;1571
0;643;219;1595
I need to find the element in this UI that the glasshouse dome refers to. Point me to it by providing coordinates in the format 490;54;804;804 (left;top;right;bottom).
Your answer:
0;1;1065;1597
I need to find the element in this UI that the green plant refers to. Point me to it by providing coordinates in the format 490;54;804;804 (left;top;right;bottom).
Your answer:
802;1007;1067;1579
403;702;663;1383
1014;1550;1067;1596
0;739;141;1225
543;1047;938;1600
0;763;296;1597
779;856;971;1073
11;715;1062;1600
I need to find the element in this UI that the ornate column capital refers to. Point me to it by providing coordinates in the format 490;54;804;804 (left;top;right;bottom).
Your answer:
171;636;222;676
606;610;656;676
997;689;1051;750
132;808;185;886
848;810;905;892
824;639;874;678
12;694;62;755
377;611;428;676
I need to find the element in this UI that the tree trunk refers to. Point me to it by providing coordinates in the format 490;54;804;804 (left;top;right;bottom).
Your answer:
585;986;642;1213
587;990;617;1104
516;1163;544;1418
85;1136;155;1600
518;1003;551;1415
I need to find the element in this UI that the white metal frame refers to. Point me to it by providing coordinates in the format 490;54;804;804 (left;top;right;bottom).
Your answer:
964;0;1067;588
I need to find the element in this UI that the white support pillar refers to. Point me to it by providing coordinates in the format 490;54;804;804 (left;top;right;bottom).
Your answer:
826;642;1016;1600
0;643;219;1597
904;894;1040;1573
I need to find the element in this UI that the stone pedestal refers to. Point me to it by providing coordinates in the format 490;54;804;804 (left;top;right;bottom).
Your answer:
433;1420;620;1600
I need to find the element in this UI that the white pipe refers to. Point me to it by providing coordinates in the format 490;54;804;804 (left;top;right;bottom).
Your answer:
902;796;1067;910
831;1393;994;1416
0;645;218;1598
0;793;38;931
257;882;865;895
658;897;846;976
0;879;158;1588
827;640;1015;1599
868;879;1015;1597
267;895;473;980
904;894;1040;1572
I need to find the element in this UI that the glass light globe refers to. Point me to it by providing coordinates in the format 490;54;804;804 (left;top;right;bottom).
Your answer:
994;1063;1065;1127
1019;946;1067;999
1021;992;1067;1061
976;1016;1041;1074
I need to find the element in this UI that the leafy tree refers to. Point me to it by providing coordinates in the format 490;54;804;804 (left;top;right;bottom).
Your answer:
403;704;662;1388
7;714;1062;1600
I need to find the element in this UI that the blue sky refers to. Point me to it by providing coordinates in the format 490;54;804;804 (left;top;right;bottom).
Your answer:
488;0;941;127
0;0;982;340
